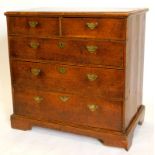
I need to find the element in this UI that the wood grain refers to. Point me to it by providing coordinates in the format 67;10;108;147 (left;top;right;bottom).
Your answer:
62;18;126;40
11;105;145;150
124;13;146;129
11;60;124;99
9;36;125;67
5;9;148;150
5;8;148;18
7;17;59;36
13;88;123;131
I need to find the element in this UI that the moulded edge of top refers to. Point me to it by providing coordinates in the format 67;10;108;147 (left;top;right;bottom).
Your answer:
4;8;148;18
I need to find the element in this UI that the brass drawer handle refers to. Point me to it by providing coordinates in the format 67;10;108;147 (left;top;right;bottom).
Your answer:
57;66;67;74
86;45;98;53
28;21;38;28
33;96;43;103
87;104;98;112
31;68;41;76
58;42;65;48
59;96;70;102
86;22;98;30
29;42;40;49
87;74;98;81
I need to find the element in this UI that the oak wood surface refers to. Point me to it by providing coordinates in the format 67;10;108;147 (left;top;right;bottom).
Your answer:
5;9;148;150
9;36;125;67
11;60;124;99
11;105;145;150
7;17;59;37
124;13;146;129
62;18;126;40
13;88;122;131
5;8;148;18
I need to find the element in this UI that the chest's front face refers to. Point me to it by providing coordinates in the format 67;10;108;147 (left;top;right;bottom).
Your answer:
8;15;125;131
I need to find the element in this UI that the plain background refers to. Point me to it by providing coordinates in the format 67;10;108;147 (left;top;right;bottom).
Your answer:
0;0;154;154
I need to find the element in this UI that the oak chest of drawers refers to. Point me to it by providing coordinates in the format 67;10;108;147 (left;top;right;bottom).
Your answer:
5;8;148;150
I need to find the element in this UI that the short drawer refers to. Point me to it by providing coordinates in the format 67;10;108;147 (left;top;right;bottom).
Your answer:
62;18;126;40
7;17;59;36
9;36;124;67
11;60;124;100
13;88;122;131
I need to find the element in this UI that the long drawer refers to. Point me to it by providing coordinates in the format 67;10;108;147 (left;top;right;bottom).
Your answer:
9;36;124;67
11;60;124;100
13;88;122;131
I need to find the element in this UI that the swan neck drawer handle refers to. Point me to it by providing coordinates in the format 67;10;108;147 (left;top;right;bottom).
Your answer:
87;104;98;112
28;21;38;28
29;42;40;49
86;22;98;30
86;45;98;53
59;96;70;102
33;96;43;103
31;68;41;76
87;74;98;81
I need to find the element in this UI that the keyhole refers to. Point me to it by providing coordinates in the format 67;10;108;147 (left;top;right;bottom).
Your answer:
58;42;65;48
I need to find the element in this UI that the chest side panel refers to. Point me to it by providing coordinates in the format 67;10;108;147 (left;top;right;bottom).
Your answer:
124;13;146;129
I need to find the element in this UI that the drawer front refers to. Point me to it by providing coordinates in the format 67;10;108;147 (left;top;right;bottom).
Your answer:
7;17;59;36
62;18;126;40
13;88;122;131
11;60;124;100
9;37;124;67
